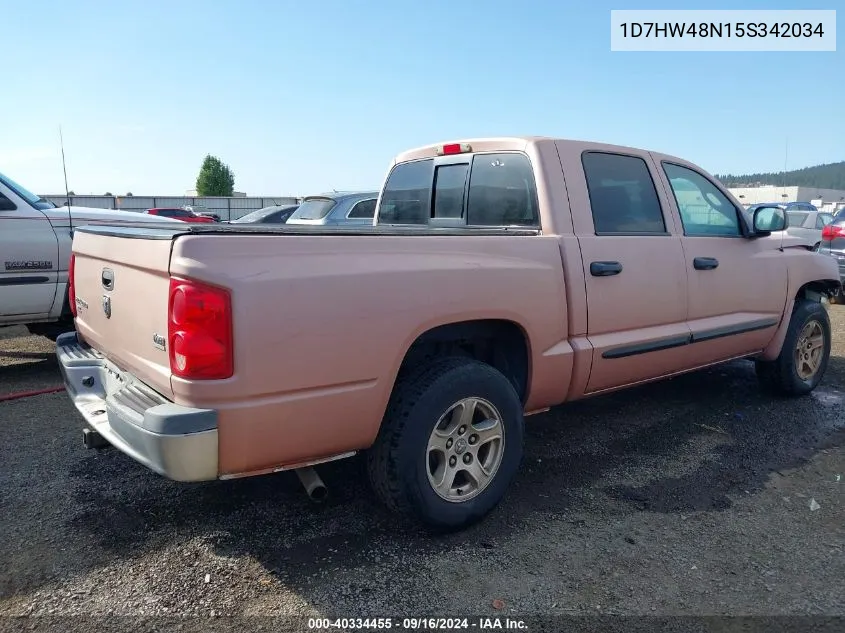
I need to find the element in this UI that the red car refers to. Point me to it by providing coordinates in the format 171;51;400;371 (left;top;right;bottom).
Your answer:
144;207;217;223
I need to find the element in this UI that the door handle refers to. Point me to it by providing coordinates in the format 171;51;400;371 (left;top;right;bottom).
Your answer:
693;257;719;270
590;261;623;277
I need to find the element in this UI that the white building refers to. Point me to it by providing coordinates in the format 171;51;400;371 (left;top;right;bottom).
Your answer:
728;185;845;210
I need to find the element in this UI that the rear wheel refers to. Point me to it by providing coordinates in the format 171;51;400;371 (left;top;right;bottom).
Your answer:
755;298;831;396
367;357;524;531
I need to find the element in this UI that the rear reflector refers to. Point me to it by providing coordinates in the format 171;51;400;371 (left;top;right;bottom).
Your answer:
437;143;472;156
168;277;233;380
821;224;845;240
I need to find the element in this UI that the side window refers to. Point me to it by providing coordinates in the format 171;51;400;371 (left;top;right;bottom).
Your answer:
787;212;808;227
662;163;741;237
0;192;17;211
433;164;469;219
581;152;666;234
466;153;538;226
347;198;377;219
816;213;833;229
378;159;433;224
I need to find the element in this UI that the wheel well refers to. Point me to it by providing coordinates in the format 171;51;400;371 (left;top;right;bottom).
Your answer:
796;280;841;303
398;320;531;403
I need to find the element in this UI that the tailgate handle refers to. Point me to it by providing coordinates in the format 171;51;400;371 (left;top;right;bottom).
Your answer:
101;268;114;290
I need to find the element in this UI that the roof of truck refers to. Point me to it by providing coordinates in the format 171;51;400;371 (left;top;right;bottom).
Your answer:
392;136;682;165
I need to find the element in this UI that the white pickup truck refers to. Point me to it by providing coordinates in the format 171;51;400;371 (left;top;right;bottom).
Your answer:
0;170;180;340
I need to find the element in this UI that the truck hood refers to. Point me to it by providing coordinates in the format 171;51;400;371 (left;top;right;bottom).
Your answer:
42;206;182;226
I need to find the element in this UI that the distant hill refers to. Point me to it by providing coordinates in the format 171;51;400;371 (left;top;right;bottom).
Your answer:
716;161;845;190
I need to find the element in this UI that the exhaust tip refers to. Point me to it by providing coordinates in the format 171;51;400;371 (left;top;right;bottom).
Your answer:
309;484;328;503
295;466;328;504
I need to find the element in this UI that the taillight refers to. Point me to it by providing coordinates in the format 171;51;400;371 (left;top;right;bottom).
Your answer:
821;224;845;240
167;277;233;380
68;253;77;317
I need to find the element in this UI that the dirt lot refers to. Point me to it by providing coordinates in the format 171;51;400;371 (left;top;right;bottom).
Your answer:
1;310;844;619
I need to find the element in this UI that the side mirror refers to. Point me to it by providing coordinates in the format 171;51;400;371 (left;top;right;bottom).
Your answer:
752;205;786;235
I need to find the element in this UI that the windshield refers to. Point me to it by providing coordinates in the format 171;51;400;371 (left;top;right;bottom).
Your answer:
0;170;55;210
288;198;336;221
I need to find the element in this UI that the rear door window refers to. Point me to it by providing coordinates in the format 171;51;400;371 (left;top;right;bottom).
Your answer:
582;152;667;234
347;198;377;219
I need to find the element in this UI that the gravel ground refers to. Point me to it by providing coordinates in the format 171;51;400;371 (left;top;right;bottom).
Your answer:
1;309;844;621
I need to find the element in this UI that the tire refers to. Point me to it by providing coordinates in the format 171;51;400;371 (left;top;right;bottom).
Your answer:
367;357;524;532
755;298;831;396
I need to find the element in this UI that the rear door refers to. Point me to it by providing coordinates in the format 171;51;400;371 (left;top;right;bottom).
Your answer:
656;159;786;365
556;143;691;394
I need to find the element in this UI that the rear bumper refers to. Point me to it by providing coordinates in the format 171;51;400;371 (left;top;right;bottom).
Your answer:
56;331;218;481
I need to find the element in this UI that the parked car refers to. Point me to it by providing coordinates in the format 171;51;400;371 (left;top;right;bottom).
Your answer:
818;208;845;303
57;137;841;532
285;191;378;226
143;207;216;223
784;208;835;250
784;201;819;213
0;169;182;340
228;204;299;225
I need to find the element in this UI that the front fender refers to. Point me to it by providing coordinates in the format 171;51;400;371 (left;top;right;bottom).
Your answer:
759;249;840;361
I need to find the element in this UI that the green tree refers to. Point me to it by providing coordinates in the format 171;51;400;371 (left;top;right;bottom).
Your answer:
195;154;235;197
104;191;113;196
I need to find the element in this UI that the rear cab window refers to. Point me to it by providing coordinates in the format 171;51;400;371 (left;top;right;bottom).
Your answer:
377;152;540;227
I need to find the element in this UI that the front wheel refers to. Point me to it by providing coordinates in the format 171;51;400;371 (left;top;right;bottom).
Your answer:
367;357;524;531
755;298;831;396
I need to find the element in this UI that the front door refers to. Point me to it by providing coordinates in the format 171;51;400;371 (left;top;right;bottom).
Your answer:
0;190;60;321
557;144;692;394
655;159;787;366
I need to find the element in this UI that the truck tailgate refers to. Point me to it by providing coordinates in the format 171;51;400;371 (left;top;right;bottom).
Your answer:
72;229;176;400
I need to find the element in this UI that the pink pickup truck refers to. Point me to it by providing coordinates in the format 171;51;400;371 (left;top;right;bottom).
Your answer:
57;137;842;531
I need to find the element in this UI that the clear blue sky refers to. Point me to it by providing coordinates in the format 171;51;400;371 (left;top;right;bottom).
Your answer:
2;0;842;196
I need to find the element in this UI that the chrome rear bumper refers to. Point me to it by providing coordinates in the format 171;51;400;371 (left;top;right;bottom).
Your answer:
56;331;218;481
